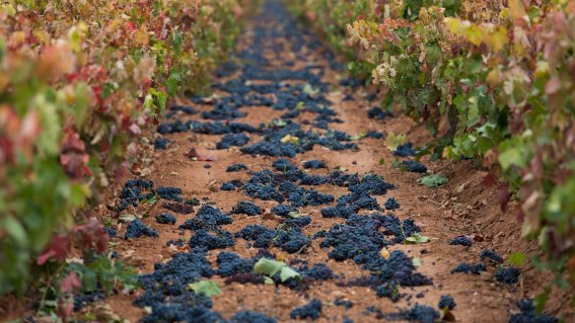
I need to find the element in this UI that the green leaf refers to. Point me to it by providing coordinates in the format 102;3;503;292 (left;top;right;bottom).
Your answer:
288;211;301;218
534;287;551;314
351;132;366;140
508;252;526;266
263;276;274;285
279;266;301;282
272;119;287;127
253;258;300;282
2;217;27;247
405;233;430;244
417;174;448;187
412;258;422;267
385;133;407;151
188;280;221;297
379;158;385;166
498;138;526;170
302;84;319;96
253;258;287;277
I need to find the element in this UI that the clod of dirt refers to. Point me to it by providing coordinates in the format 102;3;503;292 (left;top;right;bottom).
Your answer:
162;202;195;214
187;148;217;161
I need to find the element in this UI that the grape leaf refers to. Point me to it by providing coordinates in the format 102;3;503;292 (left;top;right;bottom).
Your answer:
188;280;221;297
417;174;448;187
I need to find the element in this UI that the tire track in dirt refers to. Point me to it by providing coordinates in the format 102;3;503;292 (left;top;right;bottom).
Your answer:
99;2;552;322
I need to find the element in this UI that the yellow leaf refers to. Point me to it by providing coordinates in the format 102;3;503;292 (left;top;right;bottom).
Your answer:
380;248;390;259
384;132;407;151
484;26;509;52
443;17;461;34
276;252;286;262
486;69;502;87
281;135;299;145
509;0;527;22
464;24;483;46
1;3;16;16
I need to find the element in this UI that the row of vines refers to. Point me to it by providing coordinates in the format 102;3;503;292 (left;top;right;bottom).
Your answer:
0;0;257;314
285;0;575;306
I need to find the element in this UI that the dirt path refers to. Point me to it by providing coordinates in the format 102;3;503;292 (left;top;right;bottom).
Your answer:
100;2;545;322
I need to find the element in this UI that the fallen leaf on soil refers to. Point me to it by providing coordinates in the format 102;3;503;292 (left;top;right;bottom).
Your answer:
405;233;430;244
92;303;121;321
187;148;217;161
280;134;299;144
412;258;422;267
385;132;407;151
208;180;220;192
418;174;448;187
380;248;390;259
188;280;221;297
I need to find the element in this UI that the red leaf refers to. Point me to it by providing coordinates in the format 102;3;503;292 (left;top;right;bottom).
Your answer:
74;218;110;253
481;172;498;188
59;272;81;294
37;235;70;265
187;148;217;161
498;183;510;212
60;128;92;180
58;299;74;322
